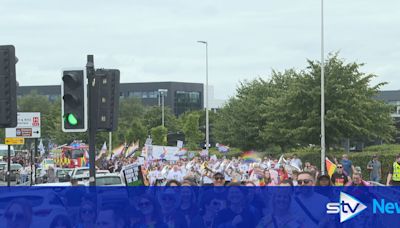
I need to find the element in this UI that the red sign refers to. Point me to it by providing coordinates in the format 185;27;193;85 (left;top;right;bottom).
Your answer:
32;117;40;126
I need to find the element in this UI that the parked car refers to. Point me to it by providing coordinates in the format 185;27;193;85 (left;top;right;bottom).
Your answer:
70;167;90;181
0;162;6;171
71;167;110;183
34;182;72;187
83;173;124;186
0;163;22;182
55;168;73;182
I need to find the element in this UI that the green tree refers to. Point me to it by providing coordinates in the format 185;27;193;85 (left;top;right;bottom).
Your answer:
214;53;395;152
260;69;302;152
144;106;179;133
295;53;395;146
114;98;147;147
213;79;271;150
0;129;4;144
182;112;203;150
151;126;168;145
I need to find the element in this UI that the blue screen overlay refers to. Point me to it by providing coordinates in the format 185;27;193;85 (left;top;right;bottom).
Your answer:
0;187;399;228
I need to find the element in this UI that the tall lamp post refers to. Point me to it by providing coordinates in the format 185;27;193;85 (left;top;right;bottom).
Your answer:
158;89;168;127
320;0;326;174
198;41;209;151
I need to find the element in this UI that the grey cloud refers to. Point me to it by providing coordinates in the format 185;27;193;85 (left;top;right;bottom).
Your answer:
2;0;400;98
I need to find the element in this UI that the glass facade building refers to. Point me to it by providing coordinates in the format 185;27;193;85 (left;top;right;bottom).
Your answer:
17;82;204;116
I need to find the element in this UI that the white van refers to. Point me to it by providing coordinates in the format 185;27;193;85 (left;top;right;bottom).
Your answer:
0;144;15;157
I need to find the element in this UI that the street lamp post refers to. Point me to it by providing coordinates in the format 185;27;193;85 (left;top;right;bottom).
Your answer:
158;89;168;127
198;41;209;151
321;0;326;175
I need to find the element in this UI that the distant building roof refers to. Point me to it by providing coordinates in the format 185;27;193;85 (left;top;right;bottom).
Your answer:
376;90;400;102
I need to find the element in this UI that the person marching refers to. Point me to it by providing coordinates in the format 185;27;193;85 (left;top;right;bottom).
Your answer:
386;154;400;186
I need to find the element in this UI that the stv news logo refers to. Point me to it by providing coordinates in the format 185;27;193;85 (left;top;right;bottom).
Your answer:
326;192;367;223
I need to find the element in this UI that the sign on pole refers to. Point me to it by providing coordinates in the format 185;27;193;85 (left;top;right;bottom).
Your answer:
5;112;41;138
5;137;24;145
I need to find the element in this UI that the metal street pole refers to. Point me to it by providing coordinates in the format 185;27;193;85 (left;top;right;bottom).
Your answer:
321;0;326;175
162;92;165;127
30;145;33;186
87;55;97;186
109;132;112;155
7;145;10;187
158;89;167;127
158;92;161;107
198;41;209;151
34;138;38;184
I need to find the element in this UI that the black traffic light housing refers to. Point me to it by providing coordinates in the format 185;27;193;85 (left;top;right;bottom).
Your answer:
95;69;120;131
0;45;17;128
61;69;87;132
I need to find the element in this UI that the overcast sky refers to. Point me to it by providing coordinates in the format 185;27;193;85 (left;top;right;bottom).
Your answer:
2;0;399;99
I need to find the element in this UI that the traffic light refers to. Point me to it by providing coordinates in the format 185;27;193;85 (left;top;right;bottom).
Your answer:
61;69;87;132
0;45;17;128
95;69;120;131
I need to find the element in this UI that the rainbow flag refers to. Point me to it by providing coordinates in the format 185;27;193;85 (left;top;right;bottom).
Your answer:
325;157;337;177
241;151;260;163
77;156;87;167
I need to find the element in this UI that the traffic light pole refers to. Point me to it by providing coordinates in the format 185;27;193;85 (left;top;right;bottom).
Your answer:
34;138;38;184
86;55;97;186
30;146;33;186
7;145;10;187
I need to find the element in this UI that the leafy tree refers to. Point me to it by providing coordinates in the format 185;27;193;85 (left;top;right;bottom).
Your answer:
296;53;395;146
151;126;168;145
214;79;271;150
182;112;203;150
0;129;4;144
114;98;147;147
214;53;395;152
196;110;217;145
144;106;179;133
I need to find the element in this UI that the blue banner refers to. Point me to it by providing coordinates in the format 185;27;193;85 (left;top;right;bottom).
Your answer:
0;187;399;228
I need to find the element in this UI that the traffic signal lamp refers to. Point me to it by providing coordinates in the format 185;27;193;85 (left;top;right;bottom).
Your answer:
0;45;17;128
95;69;120;131
61;70;87;132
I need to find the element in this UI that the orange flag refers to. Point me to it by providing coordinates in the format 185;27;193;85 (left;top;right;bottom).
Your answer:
325;157;337;177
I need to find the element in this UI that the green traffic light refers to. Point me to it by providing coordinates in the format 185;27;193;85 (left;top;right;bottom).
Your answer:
67;114;78;126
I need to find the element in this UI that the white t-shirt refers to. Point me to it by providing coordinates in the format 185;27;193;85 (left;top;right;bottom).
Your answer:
148;170;159;185
224;173;232;182
202;175;213;184
167;170;184;182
